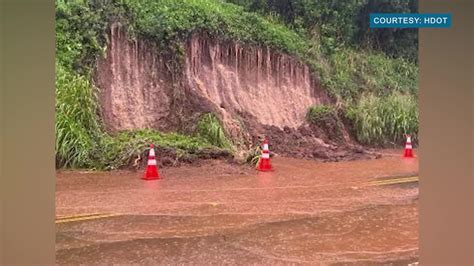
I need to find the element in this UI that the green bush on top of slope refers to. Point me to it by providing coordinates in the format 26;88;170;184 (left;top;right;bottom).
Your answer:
125;0;309;57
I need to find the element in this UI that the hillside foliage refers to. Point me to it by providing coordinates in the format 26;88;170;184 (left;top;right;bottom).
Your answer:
55;0;419;168
227;0;418;63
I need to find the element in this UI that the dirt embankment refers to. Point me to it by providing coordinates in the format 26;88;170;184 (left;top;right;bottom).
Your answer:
95;24;376;162
185;32;328;130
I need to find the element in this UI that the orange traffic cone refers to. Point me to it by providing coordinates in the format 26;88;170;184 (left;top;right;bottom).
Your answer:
403;135;414;158
257;138;272;171
143;144;160;180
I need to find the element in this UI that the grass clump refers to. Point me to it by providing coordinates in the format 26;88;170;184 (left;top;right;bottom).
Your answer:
196;113;233;149
306;104;345;141
347;92;418;146
55;62;103;168
306;105;336;124
244;145;261;167
100;130;214;169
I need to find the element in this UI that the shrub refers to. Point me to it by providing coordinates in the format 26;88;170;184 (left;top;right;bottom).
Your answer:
244;145;261;167
306;105;336;123
55;62;103;168
126;0;309;57
99;130;214;169
348;92;418;146
306;104;345;141
196;113;233;149
322;49;418;102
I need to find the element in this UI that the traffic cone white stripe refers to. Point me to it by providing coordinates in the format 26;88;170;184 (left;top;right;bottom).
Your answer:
403;135;415;158
257;138;272;171
143;144;160;180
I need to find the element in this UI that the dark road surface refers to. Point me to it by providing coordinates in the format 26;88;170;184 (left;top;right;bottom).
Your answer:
56;152;419;265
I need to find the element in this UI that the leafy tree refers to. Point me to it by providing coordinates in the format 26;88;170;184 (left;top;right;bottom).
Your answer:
355;0;418;62
226;0;418;62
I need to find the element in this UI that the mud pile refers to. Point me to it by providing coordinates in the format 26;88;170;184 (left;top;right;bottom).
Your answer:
95;24;376;161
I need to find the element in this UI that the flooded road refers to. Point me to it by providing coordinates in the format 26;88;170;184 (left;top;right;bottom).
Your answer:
56;152;419;265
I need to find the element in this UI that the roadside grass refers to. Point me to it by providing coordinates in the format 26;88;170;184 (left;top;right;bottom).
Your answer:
319;48;418;103
99;130;216;170
245;145;261;167
55;62;103;168
347;91;418;146
196;113;233;149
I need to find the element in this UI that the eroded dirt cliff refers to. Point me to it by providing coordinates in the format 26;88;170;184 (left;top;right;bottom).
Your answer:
96;24;191;133
95;24;375;160
185;32;329;128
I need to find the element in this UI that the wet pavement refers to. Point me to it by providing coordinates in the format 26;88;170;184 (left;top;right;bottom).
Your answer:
56;151;419;265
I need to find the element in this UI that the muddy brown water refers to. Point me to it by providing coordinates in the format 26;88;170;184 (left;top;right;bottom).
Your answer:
56;152;418;265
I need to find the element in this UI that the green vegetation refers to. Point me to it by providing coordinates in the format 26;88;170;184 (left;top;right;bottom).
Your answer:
55;0;237;169
56;0;130;72
227;0;418;63
347;92;418;146
196;113;233;149
244;145;262;167
229;0;419;146
55;0;418;103
306;105;336;124
322;49;417;103
56;48;222;169
56;62;102;168
306;104;345;142
55;0;419;168
55;66;224;169
127;0;308;55
130;0;423;107
99;130;214;170
320;49;418;146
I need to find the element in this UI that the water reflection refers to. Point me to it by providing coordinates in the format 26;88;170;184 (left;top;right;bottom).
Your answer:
257;171;275;188
142;179;161;190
